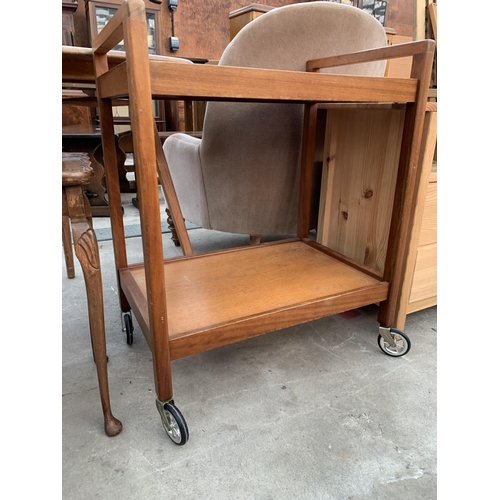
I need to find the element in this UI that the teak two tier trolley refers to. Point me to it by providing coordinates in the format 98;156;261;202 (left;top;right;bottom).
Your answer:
92;0;435;444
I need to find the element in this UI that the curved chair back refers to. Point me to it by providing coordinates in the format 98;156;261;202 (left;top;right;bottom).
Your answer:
170;2;388;236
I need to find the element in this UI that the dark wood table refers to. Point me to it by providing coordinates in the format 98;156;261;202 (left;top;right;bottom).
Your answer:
62;124;131;217
62;46;207;217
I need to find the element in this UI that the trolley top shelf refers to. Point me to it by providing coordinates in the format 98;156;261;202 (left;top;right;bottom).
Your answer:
86;0;433;106
96;59;419;104
62;45;421;107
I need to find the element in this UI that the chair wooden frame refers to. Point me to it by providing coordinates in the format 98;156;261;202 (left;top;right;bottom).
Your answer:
91;0;435;442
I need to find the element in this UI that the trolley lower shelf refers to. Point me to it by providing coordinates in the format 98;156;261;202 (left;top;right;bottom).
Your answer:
119;239;389;360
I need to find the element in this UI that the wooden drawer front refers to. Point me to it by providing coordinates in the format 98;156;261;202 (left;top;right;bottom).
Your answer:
408;243;437;311
418;181;437;246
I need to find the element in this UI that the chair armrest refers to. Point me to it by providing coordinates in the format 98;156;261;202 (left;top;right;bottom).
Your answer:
306;40;435;72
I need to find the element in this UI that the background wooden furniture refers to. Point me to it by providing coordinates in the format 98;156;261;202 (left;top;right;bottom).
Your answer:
385;34;413;78
317;0;438;328
62;123;130;216
415;0;437;89
310;0;388;26
85;0;169;133
62;152;122;437
399;104;437;320
64;1;415;62
229;4;274;39
317;103;437;330
401;0;437;319
61;46;205;218
62;0;79;46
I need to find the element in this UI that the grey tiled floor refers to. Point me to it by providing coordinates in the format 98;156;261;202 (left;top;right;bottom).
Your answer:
62;193;437;499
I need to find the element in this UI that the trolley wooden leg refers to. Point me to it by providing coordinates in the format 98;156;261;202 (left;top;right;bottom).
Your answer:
97;97;131;314
378;42;435;331
297;103;318;239
92;0;189;443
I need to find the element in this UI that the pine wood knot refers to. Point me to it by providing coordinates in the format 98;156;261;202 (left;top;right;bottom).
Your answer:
341;211;348;221
365;246;371;261
364;189;374;199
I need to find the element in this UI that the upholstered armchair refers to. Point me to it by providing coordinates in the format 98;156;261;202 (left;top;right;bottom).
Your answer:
163;1;388;243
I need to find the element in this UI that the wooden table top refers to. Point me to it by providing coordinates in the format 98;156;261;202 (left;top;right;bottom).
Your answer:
62;152;94;186
62;45;207;86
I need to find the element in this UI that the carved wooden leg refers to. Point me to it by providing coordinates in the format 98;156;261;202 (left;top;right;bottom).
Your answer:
63;153;122;436
165;207;181;246
71;218;122;437
62;215;75;278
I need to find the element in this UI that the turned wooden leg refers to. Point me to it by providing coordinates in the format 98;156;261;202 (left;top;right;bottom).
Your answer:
62;215;75;278
165;207;181;246
71;217;122;437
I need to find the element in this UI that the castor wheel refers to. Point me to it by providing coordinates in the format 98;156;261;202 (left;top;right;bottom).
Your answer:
377;327;411;357
156;399;189;445
123;313;134;345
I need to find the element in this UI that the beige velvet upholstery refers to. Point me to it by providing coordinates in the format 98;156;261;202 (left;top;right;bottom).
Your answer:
163;2;388;236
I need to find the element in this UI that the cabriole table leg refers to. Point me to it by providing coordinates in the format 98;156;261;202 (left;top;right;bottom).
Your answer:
63;153;122;437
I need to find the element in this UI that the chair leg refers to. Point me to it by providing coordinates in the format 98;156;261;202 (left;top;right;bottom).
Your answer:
166;207;181;246
249;235;261;245
72;219;122;437
62;215;75;278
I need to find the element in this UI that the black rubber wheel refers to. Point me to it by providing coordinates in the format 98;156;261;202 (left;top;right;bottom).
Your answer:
159;402;189;445
377;328;411;357
124;313;134;345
